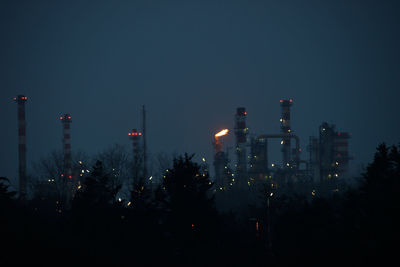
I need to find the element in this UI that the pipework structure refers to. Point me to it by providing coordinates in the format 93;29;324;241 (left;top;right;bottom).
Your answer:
256;134;300;170
280;99;293;167
60;114;72;180
234;107;248;187
14;95;28;199
249;137;269;180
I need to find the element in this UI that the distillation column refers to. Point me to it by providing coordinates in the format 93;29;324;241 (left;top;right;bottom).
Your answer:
234;107;248;187
280;99;293;167
14;95;28;199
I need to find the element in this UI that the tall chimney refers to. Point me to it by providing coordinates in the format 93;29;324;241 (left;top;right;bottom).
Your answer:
213;129;229;189
142;105;147;179
60;114;72;179
14;95;28;199
128;129;142;168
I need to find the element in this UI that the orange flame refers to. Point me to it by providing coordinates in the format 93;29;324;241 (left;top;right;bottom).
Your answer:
215;129;229;137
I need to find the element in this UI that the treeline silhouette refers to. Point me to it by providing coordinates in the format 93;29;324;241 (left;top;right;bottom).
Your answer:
1;144;399;266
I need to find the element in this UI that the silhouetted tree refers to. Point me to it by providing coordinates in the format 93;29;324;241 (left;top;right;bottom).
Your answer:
0;177;16;203
355;143;400;263
160;154;218;264
73;160;121;209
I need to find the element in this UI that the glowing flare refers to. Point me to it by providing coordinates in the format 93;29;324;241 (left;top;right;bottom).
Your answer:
215;129;229;137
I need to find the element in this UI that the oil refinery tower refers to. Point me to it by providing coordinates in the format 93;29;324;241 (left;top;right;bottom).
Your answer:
234;108;248;187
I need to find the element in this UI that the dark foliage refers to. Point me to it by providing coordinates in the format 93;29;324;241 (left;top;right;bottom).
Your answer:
1;146;399;266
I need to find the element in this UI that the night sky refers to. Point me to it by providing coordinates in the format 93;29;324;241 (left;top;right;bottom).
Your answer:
1;0;399;189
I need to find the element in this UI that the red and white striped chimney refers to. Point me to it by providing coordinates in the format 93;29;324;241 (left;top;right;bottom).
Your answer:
60;114;72;179
14;95;28;199
128;129;142;165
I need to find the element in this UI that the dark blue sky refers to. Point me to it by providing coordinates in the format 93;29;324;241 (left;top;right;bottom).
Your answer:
1;0;399;187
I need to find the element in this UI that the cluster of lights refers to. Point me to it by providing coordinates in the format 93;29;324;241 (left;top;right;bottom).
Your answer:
128;132;142;136
14;96;28;100
60;115;71;120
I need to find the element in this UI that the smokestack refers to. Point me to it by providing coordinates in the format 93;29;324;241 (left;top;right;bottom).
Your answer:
234;107;248;185
129;129;142;164
280;99;293;167
60;114;72;179
142;105;147;179
214;129;228;154
14;95;28;200
213;129;229;189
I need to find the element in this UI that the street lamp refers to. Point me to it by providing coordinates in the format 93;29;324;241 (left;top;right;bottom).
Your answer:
266;192;273;250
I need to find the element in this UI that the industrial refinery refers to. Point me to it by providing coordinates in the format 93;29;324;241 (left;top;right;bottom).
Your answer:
12;94;351;213
212;99;352;212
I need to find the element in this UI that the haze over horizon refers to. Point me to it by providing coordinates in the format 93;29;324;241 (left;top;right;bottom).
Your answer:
1;0;399;188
